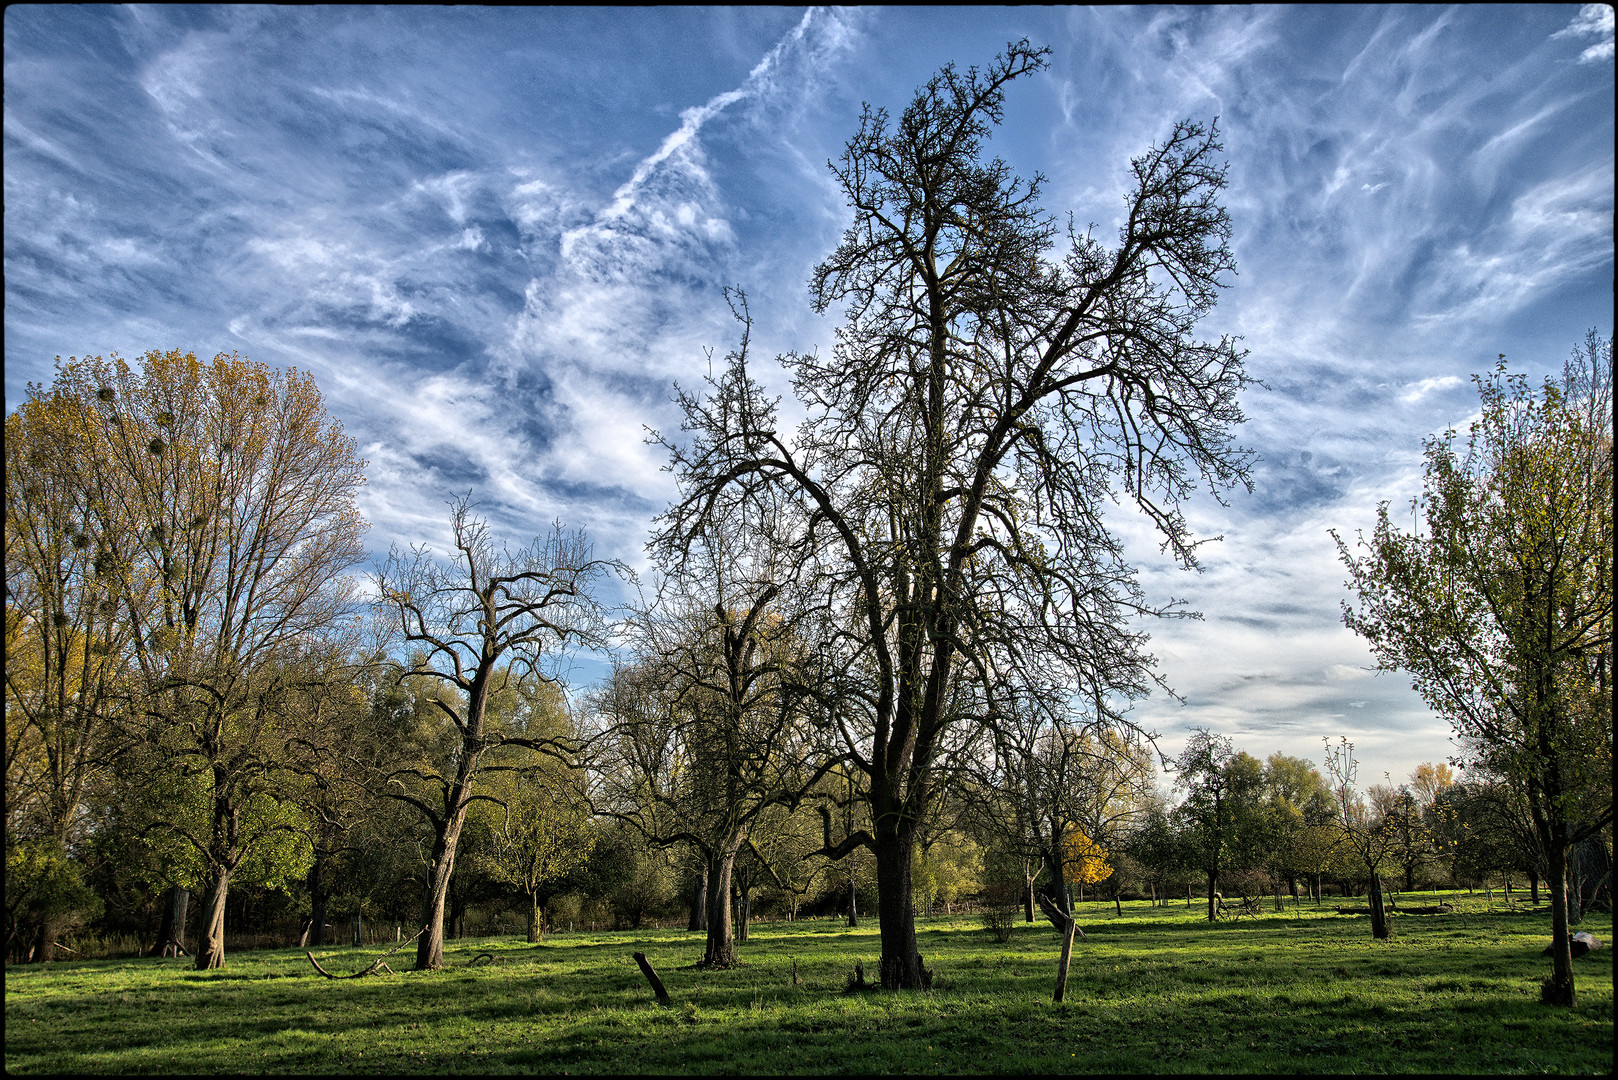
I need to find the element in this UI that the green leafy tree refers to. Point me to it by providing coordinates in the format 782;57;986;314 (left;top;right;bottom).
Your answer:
21;350;370;970
1334;333;1613;1004
471;678;595;942
1260;753;1336;903
1174;731;1266;920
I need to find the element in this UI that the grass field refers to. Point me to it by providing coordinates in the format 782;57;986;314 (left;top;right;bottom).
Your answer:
4;892;1612;1074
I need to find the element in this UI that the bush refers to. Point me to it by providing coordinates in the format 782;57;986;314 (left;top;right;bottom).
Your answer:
979;881;1020;942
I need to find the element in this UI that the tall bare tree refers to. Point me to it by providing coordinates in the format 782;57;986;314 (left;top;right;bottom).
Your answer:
373;498;615;970
658;41;1253;987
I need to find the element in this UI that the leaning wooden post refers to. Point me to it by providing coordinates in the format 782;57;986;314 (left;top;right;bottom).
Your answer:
632;952;670;1004
1053;916;1078;1003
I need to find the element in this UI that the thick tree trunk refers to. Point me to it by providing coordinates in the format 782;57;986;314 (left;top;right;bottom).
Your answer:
194;869;231;970
702;848;738;968
873;821;924;990
1368;873;1390;940
29;916;59;963
1543;847;1576;1006
154;886;189;956
1206;870;1219;922
416;807;469;971
688;862;708;931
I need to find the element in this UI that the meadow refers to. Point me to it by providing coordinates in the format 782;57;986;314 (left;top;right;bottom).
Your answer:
4;892;1611;1074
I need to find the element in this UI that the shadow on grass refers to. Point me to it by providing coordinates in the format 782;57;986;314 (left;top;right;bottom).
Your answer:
5;904;1610;1075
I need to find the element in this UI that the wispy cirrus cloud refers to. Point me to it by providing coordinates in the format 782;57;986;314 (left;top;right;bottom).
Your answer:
4;7;1608;785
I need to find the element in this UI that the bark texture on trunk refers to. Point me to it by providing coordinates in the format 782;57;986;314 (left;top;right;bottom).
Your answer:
1543;850;1576;1006
1368;873;1391;940
415;810;467;971
1206;870;1219;922
874;823;924;989
29;916;60;963
194;871;231;970
1052;916;1078;1003
701;849;738;969
527;893;544;943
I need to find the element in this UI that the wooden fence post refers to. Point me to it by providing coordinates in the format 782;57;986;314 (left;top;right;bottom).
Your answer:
632;952;670;1004
1053;916;1078;1003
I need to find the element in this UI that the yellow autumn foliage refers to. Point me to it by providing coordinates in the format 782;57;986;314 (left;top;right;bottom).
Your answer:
1060;826;1113;886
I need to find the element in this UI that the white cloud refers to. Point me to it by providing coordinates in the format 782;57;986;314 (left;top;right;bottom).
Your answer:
1553;4;1616;63
1399;375;1463;404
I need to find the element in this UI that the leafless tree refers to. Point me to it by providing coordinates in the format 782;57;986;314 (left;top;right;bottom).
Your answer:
657;41;1252;987
596;510;840;968
372;496;616;971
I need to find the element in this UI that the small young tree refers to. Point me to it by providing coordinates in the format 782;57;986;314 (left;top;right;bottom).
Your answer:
1323;738;1398;939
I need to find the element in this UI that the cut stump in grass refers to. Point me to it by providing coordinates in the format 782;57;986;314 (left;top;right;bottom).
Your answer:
632;952;670;1004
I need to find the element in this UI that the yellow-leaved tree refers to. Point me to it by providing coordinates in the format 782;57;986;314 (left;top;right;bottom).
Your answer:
1061;827;1113;892
28;349;370;970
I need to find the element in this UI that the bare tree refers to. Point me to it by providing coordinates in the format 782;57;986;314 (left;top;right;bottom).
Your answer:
596;513;836;968
962;685;1155;935
373;497;615;971
1323;738;1398;940
657;41;1252;988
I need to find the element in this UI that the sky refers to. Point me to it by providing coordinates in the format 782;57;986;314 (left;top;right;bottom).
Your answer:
5;5;1613;792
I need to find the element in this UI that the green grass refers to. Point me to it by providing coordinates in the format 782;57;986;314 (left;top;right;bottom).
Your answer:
5;893;1612;1074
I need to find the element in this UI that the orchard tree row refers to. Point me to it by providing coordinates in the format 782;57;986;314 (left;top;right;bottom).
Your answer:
6;41;1610;1007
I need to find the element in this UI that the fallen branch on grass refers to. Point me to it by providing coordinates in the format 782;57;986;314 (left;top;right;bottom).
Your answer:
306;925;426;979
467;952;504;966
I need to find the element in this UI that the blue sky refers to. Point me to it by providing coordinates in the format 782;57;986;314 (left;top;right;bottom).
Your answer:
5;5;1613;789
